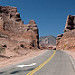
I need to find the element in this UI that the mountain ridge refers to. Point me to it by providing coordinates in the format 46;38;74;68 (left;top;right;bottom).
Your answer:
39;35;56;48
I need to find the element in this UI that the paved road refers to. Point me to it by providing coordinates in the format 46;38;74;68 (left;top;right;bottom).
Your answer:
0;50;75;75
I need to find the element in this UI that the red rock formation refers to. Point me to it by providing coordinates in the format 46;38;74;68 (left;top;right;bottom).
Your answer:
56;15;75;51
64;15;75;32
0;6;39;51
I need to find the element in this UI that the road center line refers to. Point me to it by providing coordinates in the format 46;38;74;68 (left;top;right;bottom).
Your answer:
26;50;56;75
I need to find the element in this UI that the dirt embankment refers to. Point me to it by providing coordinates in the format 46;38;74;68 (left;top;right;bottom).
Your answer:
0;49;46;68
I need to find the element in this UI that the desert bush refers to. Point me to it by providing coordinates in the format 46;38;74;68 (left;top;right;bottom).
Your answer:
0;47;5;53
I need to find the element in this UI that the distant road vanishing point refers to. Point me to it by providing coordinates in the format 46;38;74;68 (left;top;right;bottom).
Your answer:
0;50;75;75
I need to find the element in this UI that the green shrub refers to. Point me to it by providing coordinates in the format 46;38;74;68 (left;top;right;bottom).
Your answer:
0;47;5;53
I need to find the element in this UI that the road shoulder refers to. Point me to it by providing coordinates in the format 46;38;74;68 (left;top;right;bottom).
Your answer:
63;50;75;72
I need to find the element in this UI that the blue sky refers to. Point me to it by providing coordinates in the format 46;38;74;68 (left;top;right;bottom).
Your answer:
0;0;75;37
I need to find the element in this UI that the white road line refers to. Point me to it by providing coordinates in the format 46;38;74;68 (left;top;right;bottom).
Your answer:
16;63;36;68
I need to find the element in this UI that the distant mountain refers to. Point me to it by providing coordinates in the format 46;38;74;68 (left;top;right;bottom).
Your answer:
39;35;56;47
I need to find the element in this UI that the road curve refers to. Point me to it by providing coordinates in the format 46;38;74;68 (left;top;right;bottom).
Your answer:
0;50;75;75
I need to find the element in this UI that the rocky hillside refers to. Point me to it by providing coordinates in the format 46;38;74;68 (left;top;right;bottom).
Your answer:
39;35;56;48
56;15;75;51
0;6;39;54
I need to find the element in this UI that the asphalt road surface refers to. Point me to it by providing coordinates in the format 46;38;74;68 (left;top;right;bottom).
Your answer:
0;50;75;75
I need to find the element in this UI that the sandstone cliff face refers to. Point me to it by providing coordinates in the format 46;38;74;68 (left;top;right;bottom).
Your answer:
0;6;39;51
56;15;75;51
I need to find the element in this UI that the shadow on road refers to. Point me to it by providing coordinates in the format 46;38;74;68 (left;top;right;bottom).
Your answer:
10;67;35;74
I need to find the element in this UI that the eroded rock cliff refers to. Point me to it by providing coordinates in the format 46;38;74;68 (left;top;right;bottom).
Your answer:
0;6;39;51
56;15;75;51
